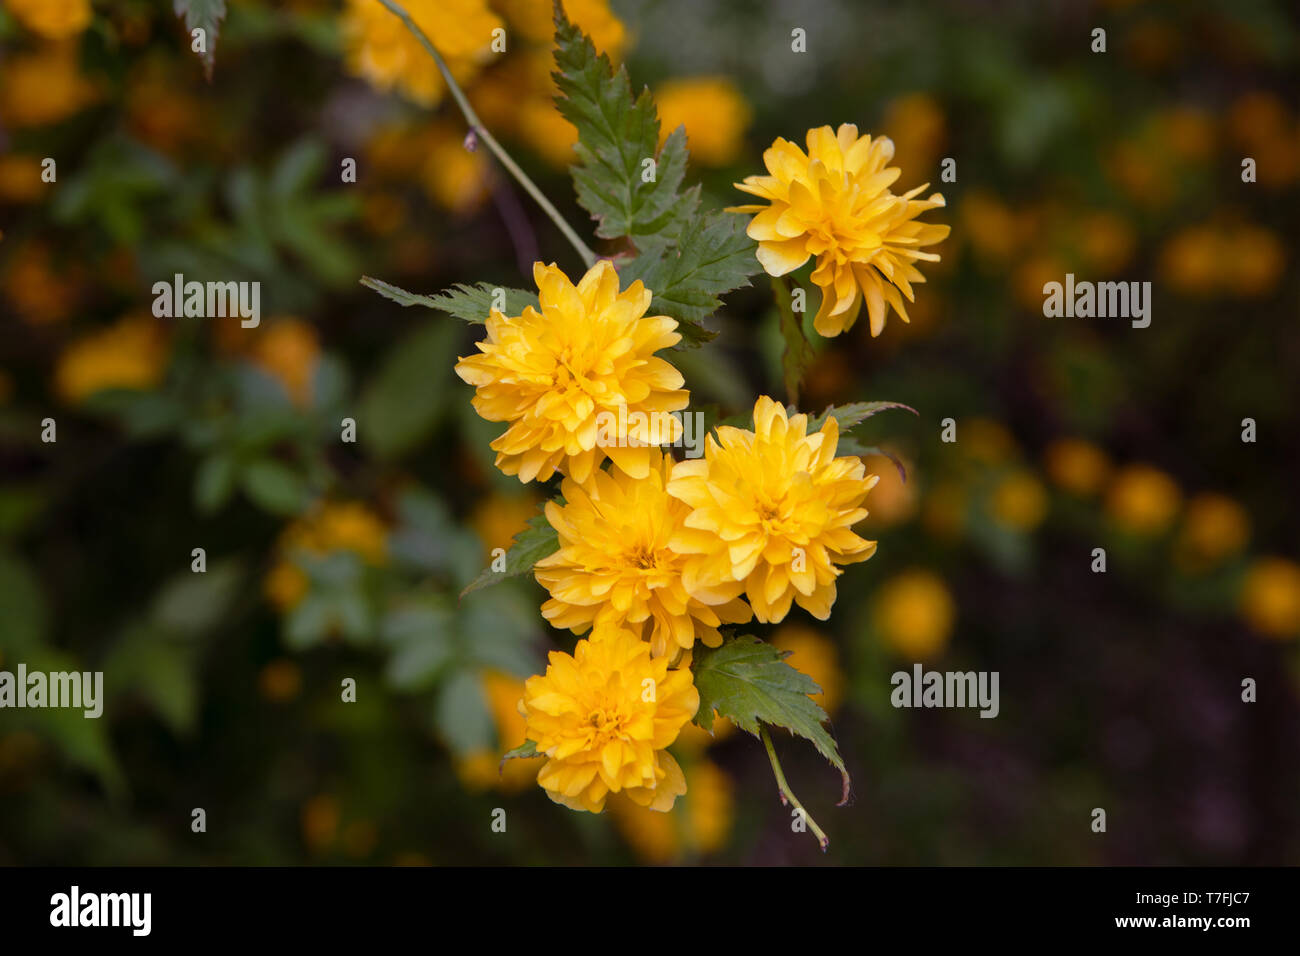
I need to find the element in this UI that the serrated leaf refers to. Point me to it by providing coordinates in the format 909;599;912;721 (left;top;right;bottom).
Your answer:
552;9;689;240
460;508;559;597
619;211;758;347
773;275;815;404
808;401;919;433
692;635;849;798
174;0;227;80
361;277;538;323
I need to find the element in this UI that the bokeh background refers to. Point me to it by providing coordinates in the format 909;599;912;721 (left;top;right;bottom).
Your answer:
1;0;1298;865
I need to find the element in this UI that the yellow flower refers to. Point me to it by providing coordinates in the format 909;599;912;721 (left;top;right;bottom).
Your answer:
873;569;954;660
730;124;949;337
990;470;1048;532
1176;493;1250;568
667;396;879;623
880;93;946;190
265;502;389;610
609;758;733;861
1044;438;1111;497
421;122;491;213
521;627;698;812
264;562;310;611
55;316;168;404
0;155;45;204
655;76;752;167
343;0;501;106
535;449;752;659
4;241;79;324
771;623;843;714
249;318;320;407
1239;558;1300;640
1106;464;1181;535
496;0;627;58
469;490;541;555
3;0;91;40
859;450;917;528
455;260;688;483
0;43;99;128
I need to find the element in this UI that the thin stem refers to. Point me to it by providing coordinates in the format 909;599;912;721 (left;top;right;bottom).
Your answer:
375;0;598;269
760;724;829;852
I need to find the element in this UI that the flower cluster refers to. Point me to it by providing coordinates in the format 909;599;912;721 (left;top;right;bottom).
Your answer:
457;259;881;812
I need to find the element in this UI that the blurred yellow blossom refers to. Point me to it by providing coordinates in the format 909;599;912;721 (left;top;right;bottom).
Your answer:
609;758;733;862
1044;438;1111;497
421;122;492;213
991;470;1048;532
655;76;752;167
771;623;844;714
470;491;541;556
495;0;626;57
258;659;303;702
1176;493;1250;570
0;155;46;204
1227;91;1299;189
343;0;502;106
301;794;341;852
874;570;954;660
1076;211;1137;276
4;242;79;324
961;418;1015;464
0;43;99;128
456;671;540;791
1106;464;1181;535
881;93;946;190
1239;558;1300;640
3;0;91;40
860;451;917;528
249;318;321;407
1161;221;1285;299
55;316;169;405
265;503;389;611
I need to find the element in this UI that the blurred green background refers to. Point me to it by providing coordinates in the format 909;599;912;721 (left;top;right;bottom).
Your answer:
1;0;1298;865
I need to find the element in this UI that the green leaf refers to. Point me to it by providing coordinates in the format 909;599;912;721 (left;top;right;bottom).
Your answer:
460;509;558;597
434;670;495;757
194;454;237;514
773;276;815;404
619;211;758;347
240;460;308;515
173;0;227;80
503;739;541;760
357;321;457;460
361;277;538;323
692;635;849;796
552;9;689;240
0;549;47;655
808;401;919;433
150;559;244;636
